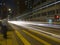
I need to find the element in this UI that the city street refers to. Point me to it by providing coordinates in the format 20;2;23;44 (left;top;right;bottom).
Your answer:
8;21;60;45
0;0;60;45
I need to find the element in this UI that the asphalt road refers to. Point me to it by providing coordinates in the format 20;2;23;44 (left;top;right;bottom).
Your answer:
27;25;60;35
9;24;60;45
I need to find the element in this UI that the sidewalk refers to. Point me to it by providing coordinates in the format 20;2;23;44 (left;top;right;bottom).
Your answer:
0;30;19;45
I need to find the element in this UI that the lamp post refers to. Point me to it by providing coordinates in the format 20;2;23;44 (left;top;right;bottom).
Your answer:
8;8;12;20
8;8;11;11
8;8;12;13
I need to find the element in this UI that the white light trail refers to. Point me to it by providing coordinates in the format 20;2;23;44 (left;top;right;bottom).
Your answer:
8;21;60;39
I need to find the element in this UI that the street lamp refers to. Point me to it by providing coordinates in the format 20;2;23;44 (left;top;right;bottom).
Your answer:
8;8;12;20
8;8;11;11
8;8;12;13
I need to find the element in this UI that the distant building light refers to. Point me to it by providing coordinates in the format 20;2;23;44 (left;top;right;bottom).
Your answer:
48;19;52;24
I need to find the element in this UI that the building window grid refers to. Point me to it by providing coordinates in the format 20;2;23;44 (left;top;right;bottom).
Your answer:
24;8;60;20
47;10;55;16
56;9;60;14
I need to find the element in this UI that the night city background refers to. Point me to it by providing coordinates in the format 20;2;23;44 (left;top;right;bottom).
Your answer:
0;0;60;45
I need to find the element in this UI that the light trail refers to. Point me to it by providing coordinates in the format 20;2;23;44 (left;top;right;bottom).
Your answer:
8;21;60;28
8;21;60;39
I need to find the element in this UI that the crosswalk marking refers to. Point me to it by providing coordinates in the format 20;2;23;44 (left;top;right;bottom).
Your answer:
15;30;31;45
10;24;60;45
10;24;31;45
29;30;60;43
22;30;51;45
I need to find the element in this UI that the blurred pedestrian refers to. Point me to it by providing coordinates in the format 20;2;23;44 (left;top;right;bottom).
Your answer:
0;21;2;33
1;20;8;39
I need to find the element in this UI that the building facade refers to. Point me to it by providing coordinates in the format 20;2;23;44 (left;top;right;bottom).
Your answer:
20;0;60;22
14;0;33;14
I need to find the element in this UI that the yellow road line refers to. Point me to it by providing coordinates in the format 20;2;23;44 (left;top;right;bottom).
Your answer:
22;30;51;45
29;30;60;43
10;25;31;45
15;30;31;45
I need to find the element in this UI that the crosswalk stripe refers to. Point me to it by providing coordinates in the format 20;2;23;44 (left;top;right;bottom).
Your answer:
10;25;31;45
29;30;60;43
15;30;31;45
22;30;51;45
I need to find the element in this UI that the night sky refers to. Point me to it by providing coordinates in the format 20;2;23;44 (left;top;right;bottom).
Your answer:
6;0;16;8
0;0;16;8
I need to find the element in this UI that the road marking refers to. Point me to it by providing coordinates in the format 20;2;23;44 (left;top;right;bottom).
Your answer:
15;30;31;45
29;30;60;43
10;25;31;45
26;26;60;39
22;30;51;45
8;21;60;38
9;23;60;44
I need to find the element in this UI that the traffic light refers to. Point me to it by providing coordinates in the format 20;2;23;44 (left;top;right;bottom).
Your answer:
55;15;59;19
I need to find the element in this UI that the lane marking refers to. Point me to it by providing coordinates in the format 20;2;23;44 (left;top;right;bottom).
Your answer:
9;23;60;44
29;30;60;43
10;25;31;45
22;30;51;45
24;26;60;39
15;30;31;45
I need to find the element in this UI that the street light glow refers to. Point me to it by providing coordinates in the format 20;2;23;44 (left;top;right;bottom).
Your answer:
8;8;11;11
